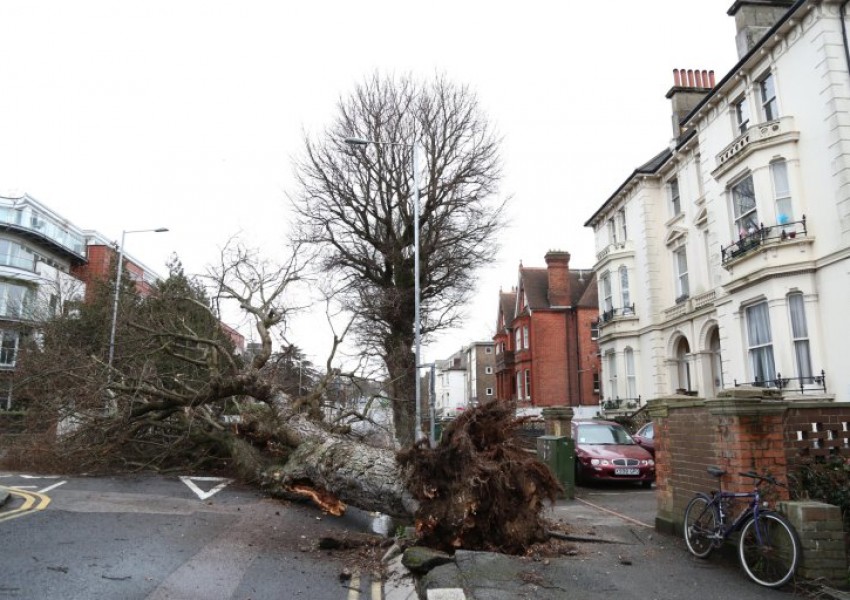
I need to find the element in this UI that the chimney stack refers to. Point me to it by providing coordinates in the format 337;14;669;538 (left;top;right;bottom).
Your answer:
728;1;795;60
666;69;716;137
545;250;571;307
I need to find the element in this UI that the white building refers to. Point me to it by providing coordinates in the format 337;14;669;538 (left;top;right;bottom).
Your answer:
433;351;469;418
0;193;88;408
586;0;847;403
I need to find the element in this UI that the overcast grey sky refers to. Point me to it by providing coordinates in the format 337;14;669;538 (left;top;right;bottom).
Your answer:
0;1;739;365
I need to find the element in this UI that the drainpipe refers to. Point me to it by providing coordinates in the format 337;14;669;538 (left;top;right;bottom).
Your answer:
572;308;583;407
842;1;850;75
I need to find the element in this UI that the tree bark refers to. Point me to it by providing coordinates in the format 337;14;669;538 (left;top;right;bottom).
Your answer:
260;411;417;518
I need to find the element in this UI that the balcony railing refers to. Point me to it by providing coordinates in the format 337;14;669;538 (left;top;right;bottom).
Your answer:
0;206;86;259
600;396;641;411
599;304;636;324
734;370;827;394
715;116;798;174
721;216;807;266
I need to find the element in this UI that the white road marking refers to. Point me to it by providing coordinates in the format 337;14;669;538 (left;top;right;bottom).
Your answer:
38;481;66;494
178;476;232;500
19;475;60;479
371;573;382;600
347;570;361;600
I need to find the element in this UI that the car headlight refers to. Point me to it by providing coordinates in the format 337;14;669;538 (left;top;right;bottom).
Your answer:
590;459;609;466
641;459;655;467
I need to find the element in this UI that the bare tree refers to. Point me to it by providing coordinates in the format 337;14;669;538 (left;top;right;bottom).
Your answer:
292;73;506;446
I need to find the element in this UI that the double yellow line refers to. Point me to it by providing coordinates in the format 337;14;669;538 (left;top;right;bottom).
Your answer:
0;485;51;523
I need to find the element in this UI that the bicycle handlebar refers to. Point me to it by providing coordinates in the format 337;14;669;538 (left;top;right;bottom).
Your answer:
738;471;785;487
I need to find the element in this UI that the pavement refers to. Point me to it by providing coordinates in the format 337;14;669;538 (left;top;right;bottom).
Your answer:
3;478;848;599
405;489;850;600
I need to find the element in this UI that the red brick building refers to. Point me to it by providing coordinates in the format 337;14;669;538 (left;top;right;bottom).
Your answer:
72;241;158;303
493;251;600;415
72;233;246;352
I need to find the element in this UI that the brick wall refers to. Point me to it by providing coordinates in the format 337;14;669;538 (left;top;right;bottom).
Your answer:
530;312;567;406
575;307;601;407
651;389;850;584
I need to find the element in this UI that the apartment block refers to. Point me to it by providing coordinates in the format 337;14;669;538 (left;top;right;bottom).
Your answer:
585;0;848;403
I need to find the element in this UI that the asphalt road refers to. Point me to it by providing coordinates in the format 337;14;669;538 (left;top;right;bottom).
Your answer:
0;472;383;600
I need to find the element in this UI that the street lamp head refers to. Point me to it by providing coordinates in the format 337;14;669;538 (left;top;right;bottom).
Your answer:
344;137;372;147
154;228;169;233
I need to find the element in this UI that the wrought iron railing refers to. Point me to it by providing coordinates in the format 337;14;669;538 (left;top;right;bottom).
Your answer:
599;304;636;324
600;396;641;411
734;370;826;394
721;216;807;265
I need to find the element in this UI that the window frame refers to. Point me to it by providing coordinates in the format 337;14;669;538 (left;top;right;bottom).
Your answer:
607;217;618;245
759;72;778;122
600;272;613;312
731;174;758;237
625;347;637;399
524;368;531;400
617;208;627;242
788;292;813;382
522;325;529;350
0;330;19;367
770;160;792;222
619;265;631;313
734;95;750;136
673;246;690;301
669;178;681;216
745;300;776;385
607;352;618;400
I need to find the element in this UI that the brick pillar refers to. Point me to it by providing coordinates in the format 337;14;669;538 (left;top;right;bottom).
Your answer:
707;387;789;499
542;407;574;438
651;388;791;535
779;500;849;587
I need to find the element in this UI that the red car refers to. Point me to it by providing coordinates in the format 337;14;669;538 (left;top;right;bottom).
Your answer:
572;419;655;488
633;421;655;457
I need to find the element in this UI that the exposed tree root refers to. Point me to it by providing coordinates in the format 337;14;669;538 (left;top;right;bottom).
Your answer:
398;400;561;554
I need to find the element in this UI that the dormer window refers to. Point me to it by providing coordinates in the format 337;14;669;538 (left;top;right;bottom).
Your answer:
759;72;778;121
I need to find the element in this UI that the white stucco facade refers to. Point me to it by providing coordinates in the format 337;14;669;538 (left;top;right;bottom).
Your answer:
586;1;850;404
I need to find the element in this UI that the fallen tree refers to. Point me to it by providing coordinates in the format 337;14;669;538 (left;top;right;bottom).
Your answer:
7;240;558;554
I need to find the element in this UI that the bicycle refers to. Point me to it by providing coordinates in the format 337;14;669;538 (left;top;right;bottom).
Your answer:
683;466;801;588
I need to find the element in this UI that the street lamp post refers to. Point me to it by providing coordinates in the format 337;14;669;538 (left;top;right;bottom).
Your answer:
344;136;424;443
107;227;169;372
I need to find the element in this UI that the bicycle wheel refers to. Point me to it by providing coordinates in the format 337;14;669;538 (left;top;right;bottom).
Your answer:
738;511;800;588
683;493;719;558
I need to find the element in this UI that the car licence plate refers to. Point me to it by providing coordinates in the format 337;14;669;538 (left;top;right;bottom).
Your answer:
615;468;640;476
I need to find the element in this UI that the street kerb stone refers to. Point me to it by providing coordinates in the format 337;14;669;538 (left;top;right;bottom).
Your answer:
402;546;454;574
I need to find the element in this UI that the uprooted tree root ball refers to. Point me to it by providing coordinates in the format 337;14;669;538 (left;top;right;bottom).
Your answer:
397;400;562;554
